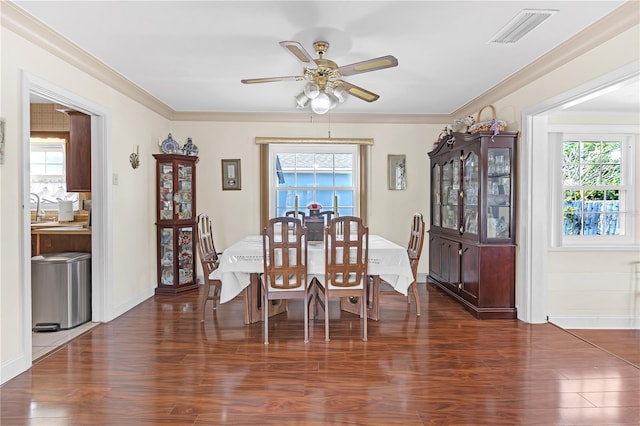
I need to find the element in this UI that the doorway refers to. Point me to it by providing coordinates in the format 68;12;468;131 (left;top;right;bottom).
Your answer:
517;62;640;324
22;73;112;365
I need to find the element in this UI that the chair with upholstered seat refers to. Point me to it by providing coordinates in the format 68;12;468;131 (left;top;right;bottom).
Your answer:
195;213;223;322
314;216;369;341
262;216;313;344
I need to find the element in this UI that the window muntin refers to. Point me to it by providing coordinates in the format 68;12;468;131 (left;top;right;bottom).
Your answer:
271;144;358;218
560;134;634;244
30;137;79;211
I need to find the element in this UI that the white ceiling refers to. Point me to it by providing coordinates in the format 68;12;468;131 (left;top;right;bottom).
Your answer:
15;1;638;115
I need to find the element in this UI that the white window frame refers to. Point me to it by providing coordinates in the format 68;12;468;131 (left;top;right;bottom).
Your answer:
550;128;636;247
268;143;360;218
30;136;79;211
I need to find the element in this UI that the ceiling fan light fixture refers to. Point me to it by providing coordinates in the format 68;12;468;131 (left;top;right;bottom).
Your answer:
295;92;309;108
304;82;320;99
333;86;347;103
310;92;332;115
327;91;339;110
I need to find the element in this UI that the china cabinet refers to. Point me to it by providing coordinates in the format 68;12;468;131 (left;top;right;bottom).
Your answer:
428;131;518;319
153;154;198;295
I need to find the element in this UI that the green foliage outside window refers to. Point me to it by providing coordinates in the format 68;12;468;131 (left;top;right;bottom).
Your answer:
562;139;622;236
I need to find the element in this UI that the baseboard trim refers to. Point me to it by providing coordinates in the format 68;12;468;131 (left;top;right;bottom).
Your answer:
1;353;28;385
109;287;155;322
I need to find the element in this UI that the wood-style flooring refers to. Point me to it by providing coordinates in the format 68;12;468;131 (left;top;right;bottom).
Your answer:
565;329;640;369
2;283;639;425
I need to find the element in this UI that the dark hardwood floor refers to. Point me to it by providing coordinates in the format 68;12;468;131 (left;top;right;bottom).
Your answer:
564;329;640;368
2;283;639;425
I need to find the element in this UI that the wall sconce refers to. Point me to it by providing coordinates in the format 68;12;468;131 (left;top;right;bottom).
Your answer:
130;145;140;169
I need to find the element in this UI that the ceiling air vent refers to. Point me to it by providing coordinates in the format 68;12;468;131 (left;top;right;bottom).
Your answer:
489;9;558;44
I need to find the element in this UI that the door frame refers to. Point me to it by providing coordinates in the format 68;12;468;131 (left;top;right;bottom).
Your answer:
21;72;113;364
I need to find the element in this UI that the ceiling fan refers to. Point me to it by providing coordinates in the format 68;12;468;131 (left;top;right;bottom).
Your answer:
241;41;398;114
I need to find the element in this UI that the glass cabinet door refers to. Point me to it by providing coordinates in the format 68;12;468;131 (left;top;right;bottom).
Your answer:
177;226;194;284
159;227;174;284
463;151;479;235
159;162;174;220
176;162;194;220
441;158;460;230
487;147;512;239
432;163;441;227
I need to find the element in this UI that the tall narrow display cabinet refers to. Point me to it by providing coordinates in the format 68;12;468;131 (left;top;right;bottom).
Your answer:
427;131;518;319
153;153;198;295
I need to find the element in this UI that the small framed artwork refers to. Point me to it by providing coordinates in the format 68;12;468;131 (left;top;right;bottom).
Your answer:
388;154;406;190
221;159;241;190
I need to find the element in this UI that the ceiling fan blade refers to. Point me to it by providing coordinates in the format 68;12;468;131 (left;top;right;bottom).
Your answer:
337;55;398;76
241;76;303;84
337;81;380;103
279;41;318;69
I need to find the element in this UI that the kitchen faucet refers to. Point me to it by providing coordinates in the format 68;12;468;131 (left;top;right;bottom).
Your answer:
30;193;44;222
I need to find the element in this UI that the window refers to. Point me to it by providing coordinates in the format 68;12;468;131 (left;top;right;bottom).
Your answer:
559;133;635;245
30;136;79;212
270;144;359;217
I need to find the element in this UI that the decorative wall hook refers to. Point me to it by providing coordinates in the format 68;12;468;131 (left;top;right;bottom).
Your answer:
130;145;140;169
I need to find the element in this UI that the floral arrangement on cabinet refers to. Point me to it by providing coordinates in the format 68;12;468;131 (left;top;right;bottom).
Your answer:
434;115;475;148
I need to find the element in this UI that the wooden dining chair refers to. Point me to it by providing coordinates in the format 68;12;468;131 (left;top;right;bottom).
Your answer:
195;213;222;322
262;216;313;344
405;212;426;315
314;216;369;341
375;212;426;315
285;210;306;221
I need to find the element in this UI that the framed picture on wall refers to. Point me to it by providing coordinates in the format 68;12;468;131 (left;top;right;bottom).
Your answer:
387;154;406;190
222;159;241;190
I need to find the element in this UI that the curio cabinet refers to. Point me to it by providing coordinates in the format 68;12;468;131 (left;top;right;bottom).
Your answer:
428;131;518;318
153;153;198;295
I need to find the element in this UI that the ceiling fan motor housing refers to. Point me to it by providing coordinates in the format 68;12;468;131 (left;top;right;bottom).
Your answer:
313;41;329;56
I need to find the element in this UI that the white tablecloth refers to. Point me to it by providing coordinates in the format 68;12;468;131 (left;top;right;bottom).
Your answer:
211;234;414;304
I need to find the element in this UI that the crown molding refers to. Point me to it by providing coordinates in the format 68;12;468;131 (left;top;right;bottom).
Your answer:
452;1;640;117
169;110;447;124
5;1;637;124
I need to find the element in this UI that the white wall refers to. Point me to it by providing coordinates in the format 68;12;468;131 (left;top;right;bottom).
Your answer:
547;251;640;328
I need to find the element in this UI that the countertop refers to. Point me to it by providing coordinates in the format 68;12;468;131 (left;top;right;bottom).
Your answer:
31;222;91;235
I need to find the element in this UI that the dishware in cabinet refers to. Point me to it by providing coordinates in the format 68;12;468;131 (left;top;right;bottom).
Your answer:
153;153;198;294
428;131;518;318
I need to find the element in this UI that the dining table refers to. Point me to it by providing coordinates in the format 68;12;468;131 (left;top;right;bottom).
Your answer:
211;234;414;323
